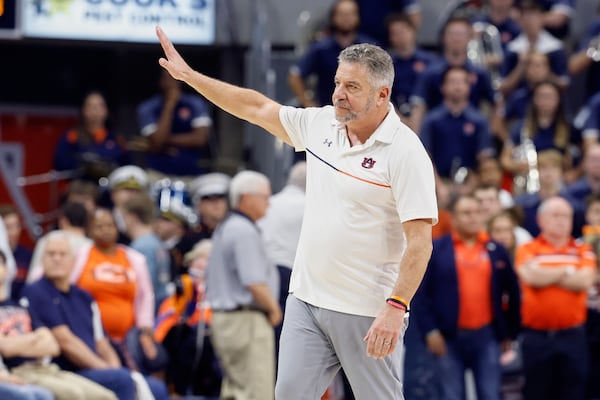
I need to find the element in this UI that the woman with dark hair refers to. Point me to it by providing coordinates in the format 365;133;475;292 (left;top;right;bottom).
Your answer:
71;208;168;400
500;80;580;183
53;91;129;180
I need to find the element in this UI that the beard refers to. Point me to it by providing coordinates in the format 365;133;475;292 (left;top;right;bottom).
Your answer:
334;96;375;123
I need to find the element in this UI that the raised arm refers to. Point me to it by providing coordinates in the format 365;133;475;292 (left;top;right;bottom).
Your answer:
156;26;291;146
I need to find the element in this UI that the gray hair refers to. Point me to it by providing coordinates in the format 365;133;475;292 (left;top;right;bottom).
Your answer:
43;230;78;256
338;43;395;91
287;162;307;192
229;170;271;208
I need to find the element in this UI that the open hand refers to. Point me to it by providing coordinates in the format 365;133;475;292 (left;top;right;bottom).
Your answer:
156;26;193;82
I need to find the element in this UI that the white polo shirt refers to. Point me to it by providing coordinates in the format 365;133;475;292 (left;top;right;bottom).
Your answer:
279;104;438;317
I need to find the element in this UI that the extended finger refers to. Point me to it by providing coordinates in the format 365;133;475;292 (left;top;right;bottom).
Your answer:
156;26;177;57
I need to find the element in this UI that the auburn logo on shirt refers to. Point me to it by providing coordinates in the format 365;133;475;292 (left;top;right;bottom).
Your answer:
361;157;376;169
93;262;136;283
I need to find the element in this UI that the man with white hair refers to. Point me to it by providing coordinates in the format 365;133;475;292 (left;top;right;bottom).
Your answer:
206;170;281;400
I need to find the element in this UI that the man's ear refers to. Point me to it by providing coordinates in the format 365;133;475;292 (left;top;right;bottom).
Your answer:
378;87;390;104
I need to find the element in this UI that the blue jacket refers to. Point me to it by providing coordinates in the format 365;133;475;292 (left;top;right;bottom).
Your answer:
412;234;521;342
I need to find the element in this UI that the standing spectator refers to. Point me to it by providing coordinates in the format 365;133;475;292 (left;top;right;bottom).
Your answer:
515;196;597;400
522;0;575;39
356;0;421;46
188;172;231;240
513;149;584;237
386;13;438;119
473;184;532;246
288;0;377;107
407;195;520;400
500;81;579;180
137;70;212;179
155;239;221;398
567;143;600;208
409;16;498;132
154;204;188;277
488;210;521;261
568;6;600;100
472;0;521;51
0;206;32;301
580;191;600;399
419;66;494;180
207;171;281;400
121;194;171;308
500;0;569;97
53;91;128;181
157;29;437;399
22;231;137;400
107;165;150;245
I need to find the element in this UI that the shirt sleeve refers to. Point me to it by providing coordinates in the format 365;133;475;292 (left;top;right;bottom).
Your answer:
279;105;322;151
389;129;438;225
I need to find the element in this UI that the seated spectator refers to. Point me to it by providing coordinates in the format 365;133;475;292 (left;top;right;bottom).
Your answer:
500;0;568;97
137;69;212;180
155;239;221;398
0;205;32;301
28;202;92;284
0;250;116;400
22;231;137;400
288;0;377;108
70;209;168;399
419;66;494;180
53;91;128;182
477;157;514;208
0;366;54;400
515;0;574;39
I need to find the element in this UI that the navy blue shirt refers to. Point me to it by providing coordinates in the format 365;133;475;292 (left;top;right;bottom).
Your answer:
472;15;521;52
390;49;438;115
509;119;580;154
582;92;600;140
294;34;378;106
513;191;585;237
356;0;420;45
579;22;600;99
504;87;532;121
419;104;492;178
412;59;496;110
10;245;32;302
137;93;212;176
23;278;98;372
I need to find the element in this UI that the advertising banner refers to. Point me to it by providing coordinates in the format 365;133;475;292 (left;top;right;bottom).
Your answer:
21;0;215;44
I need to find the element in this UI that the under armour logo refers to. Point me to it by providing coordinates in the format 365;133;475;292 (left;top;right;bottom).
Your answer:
361;157;376;169
323;138;333;147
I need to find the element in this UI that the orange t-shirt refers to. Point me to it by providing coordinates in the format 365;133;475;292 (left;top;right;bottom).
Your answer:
77;246;137;340
515;236;596;330
453;231;493;329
